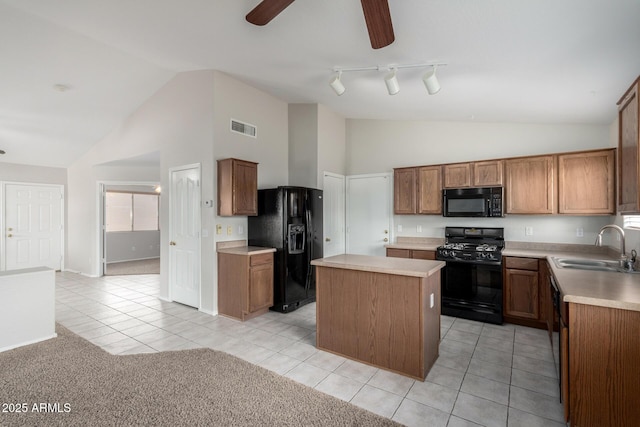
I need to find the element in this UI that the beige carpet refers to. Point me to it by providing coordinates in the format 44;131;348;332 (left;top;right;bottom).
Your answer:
0;325;400;427
105;258;160;275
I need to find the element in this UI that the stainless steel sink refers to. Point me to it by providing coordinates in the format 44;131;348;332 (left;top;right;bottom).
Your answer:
551;257;640;273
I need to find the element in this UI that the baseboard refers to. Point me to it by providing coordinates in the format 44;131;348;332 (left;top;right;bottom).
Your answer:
0;333;57;353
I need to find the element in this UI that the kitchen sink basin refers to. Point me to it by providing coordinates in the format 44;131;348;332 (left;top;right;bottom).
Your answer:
551;257;640;273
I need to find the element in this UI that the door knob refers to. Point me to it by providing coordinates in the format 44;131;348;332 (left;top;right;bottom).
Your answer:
169;241;176;246
7;227;12;231
325;237;331;242
383;238;388;242
7;234;12;238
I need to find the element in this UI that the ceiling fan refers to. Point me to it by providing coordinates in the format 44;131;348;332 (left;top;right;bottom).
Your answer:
246;0;395;49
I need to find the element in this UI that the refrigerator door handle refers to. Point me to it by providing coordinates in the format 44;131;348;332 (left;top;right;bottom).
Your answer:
305;205;313;291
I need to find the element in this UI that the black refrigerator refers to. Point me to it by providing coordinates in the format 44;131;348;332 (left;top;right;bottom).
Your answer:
248;186;323;313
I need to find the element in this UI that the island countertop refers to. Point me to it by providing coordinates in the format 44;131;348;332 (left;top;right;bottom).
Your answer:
311;254;445;278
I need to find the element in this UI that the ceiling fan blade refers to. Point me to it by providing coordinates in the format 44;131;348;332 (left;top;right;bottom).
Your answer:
246;0;295;26
361;0;395;49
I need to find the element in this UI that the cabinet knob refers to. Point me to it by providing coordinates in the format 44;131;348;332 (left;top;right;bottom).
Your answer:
169;241;176;246
383;238;388;242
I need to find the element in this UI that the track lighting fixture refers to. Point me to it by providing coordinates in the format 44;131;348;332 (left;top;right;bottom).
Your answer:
384;68;400;95
330;62;446;96
422;65;441;95
329;71;346;96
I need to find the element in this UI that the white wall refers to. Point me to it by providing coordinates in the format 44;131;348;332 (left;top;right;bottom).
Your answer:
211;71;289;314
0;162;66;185
288;103;347;189
317;104;347;187
289;104;318;188
346;119;617;245
66;68;214;309
65;69;290;315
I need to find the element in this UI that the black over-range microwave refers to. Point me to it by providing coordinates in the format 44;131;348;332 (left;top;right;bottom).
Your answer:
443;187;503;217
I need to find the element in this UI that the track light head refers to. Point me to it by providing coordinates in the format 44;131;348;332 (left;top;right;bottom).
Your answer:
385;68;400;95
423;65;441;95
329;71;346;96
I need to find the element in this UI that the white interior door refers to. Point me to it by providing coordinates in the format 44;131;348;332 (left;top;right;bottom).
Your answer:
4;183;63;271
169;165;201;308
323;172;346;258
346;173;392;256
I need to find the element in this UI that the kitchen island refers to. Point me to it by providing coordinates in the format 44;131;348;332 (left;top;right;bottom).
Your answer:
311;254;445;380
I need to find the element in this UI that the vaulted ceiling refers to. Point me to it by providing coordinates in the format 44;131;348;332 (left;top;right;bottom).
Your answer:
1;0;639;168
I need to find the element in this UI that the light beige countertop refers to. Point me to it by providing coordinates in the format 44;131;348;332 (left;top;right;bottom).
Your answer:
217;246;276;256
387;237;640;312
311;254;445;278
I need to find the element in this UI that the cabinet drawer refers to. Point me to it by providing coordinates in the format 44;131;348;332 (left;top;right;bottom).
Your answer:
505;257;539;271
250;252;273;266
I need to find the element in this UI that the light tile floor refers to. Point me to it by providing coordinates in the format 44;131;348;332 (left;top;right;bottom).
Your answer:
55;272;567;427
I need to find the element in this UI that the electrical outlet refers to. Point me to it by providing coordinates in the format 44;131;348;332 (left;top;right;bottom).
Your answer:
525;226;533;236
576;227;584;237
398;224;402;232
227;226;232;235
216;224;222;235
238;225;244;235
417;225;423;233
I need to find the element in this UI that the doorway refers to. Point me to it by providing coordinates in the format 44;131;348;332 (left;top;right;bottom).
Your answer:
346;173;393;256
98;181;160;277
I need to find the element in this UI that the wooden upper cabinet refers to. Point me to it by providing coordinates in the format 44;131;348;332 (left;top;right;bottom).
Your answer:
443;160;503;188
558;149;615;215
505;155;556;214
473;160;504;187
217;158;258;216
443;163;471;188
417;166;442;214
394;167;417;214
618;76;640;213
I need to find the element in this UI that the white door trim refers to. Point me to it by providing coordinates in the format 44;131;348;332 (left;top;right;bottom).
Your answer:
322;171;346;257
1;181;65;272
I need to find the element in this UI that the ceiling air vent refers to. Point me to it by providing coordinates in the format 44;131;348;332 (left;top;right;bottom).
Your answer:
230;119;257;138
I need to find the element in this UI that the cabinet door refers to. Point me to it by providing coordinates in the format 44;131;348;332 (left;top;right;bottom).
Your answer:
505;269;539;319
443;163;471;188
417;166;442;214
411;250;436;260
505;156;555;214
618;81;640;213
247;263;273;313
473;160;503;187
386;248;411;258
233;160;258;216
394;168;417;214
558;150;615;215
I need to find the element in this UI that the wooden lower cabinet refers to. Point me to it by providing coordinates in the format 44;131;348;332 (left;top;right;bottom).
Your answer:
503;257;547;328
386;248;436;260
568;303;640;426
316;265;441;380
218;251;273;321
